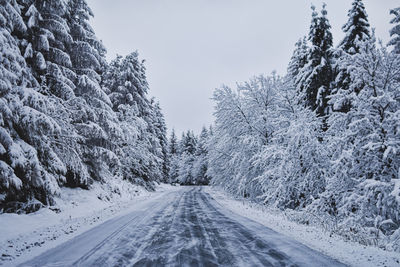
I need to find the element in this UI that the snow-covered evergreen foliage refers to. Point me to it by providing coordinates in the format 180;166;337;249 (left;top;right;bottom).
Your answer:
389;7;400;54
0;0;65;210
168;129;211;185
192;127;210;185
287;37;308;81
0;0;168;213
315;36;400;243
339;0;370;54
168;129;180;183
296;4;334;117
332;0;370;112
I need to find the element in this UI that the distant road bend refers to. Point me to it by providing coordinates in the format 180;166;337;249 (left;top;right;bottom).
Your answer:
21;187;345;267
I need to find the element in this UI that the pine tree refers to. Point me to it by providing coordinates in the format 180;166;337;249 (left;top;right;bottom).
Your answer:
182;131;197;155
102;52;164;187
177;131;197;185
21;0;76;100
192;127;210;185
168;129;180;183
288;36;308;81
297;4;333;117
19;0;92;187
339;0;370;54
332;0;370;112
169;129;178;155
1;0;170;212
1;0;30;203
151;101;169;182
389;7;400;54
0;0;65;211
323;35;400;233
66;0;121;183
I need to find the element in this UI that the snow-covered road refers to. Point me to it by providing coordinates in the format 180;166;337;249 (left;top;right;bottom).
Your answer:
20;187;344;266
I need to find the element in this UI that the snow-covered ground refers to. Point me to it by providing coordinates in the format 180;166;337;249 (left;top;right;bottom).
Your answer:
205;186;400;267
0;182;179;266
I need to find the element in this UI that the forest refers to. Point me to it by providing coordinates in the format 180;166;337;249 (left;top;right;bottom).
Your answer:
0;0;170;212
208;1;400;250
1;0;400;253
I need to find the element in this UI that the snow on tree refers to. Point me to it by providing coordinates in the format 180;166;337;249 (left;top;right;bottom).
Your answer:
169;129;178;155
65;0;120;183
332;0;370;112
168;129;180;183
339;0;370;54
16;0;93;188
0;0;65;212
389;7;400;54
208;75;281;198
287;36;308;81
151;101;169;182
20;0;76;100
0;0;30;200
205;3;400;250
168;128;211;186
208;73;329;207
177;131;197;185
192;127;210;185
313;34;400;244
252;80;328;210
1;0;169;211
296;4;334;117
102;52;166;188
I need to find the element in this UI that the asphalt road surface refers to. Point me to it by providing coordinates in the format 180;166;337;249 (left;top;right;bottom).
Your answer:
21;187;345;267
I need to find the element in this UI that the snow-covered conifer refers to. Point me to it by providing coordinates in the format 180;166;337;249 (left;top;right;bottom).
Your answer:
288;37;308;81
168;129;180;183
389;7;400;54
297;4;333;117
332;0;370;112
319;34;400;234
340;0;370;54
0;1;65;211
192;127;210;185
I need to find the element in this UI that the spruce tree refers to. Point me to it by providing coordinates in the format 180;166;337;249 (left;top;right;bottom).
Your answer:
288;37;308;81
339;0;370;54
169;129;178;155
168;129;180;183
332;0;370;112
325;34;400;232
66;0;121;183
1;0;170;211
21;0;76;99
151;101;169;182
102;52;163;186
18;0;92;187
182;131;197;155
0;0;66;210
176;131;197;185
389;7;400;54
193;127;210;185
297;4;333;117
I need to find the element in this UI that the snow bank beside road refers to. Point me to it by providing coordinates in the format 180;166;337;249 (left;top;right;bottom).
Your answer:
205;186;400;267
0;182;178;266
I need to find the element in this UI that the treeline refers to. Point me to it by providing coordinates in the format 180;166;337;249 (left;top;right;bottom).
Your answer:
208;1;400;249
169;127;211;185
0;0;168;213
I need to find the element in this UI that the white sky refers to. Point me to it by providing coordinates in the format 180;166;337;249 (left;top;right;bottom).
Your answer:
86;0;398;135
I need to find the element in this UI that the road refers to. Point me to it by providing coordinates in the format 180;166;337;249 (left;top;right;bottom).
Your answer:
21;187;345;267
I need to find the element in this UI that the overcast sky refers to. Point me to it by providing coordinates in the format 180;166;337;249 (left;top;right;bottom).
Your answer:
86;0;398;135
